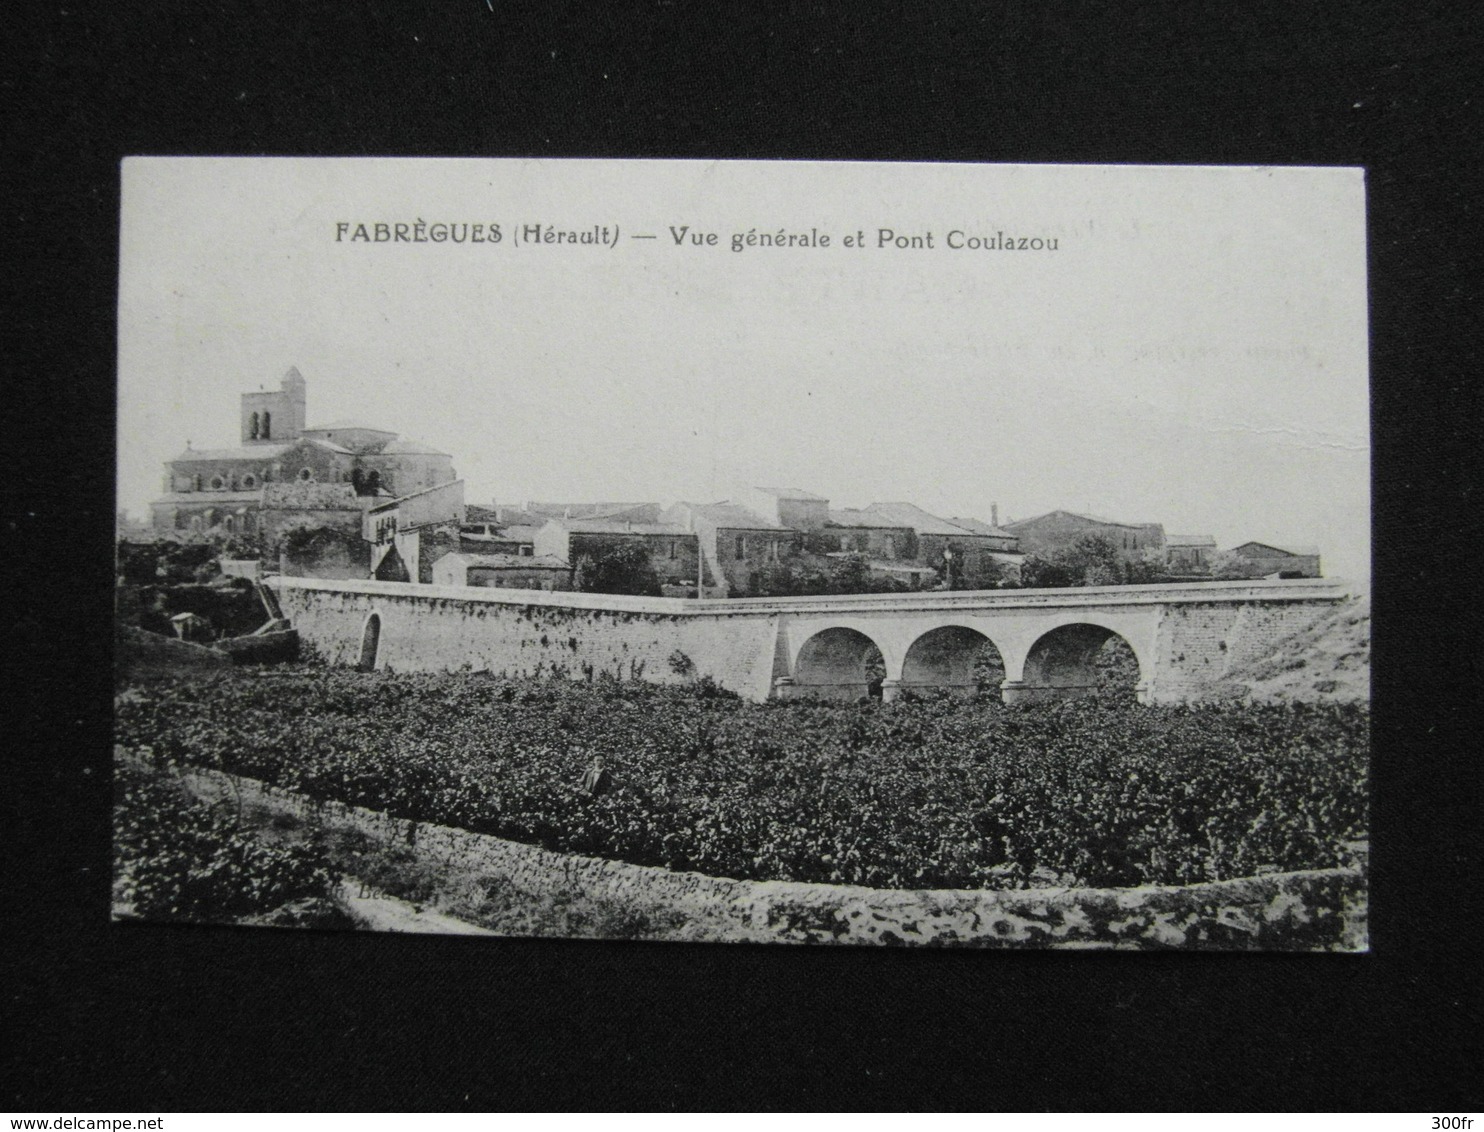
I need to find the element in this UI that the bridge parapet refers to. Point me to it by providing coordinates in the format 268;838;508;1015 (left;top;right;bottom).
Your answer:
272;574;1350;615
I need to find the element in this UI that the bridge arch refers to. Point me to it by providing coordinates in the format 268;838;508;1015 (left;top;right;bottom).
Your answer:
1011;621;1145;704
791;626;888;701
899;625;1006;700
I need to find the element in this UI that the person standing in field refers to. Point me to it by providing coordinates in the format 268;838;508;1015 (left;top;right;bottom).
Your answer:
581;755;611;798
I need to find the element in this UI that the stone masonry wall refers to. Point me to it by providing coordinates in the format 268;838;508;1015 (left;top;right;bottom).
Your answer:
1152;601;1334;699
277;581;780;699
168;759;1367;950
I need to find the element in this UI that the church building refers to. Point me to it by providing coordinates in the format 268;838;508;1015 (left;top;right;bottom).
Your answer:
150;367;457;537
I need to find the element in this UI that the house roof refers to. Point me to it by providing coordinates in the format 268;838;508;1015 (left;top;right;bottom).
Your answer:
1229;541;1321;557
826;508;912;530
1004;509;1161;531
563;519;692;537
527;502;657;518
368;478;463;512
946;516;1018;539
680;502;783;530
1167;534;1217;548
496;524;544;543
863;502;973;536
444;553;571;570
753;486;828;501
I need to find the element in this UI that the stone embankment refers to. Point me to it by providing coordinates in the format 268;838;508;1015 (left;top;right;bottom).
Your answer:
158;759;1367;951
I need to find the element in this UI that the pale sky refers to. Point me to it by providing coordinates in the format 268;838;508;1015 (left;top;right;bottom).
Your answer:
118;159;1370;584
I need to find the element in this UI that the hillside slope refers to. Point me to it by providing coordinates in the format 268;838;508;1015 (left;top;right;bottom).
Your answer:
1203;595;1370;704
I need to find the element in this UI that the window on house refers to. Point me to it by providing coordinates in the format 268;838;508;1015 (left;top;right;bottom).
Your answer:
249;411;260;439
262;411;271;439
298;468;315;482
735;536;747;559
210;475;225;490
241;473;257;489
669;541;678;559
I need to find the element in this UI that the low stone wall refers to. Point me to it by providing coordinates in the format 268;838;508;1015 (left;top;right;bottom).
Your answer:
164;760;1367;951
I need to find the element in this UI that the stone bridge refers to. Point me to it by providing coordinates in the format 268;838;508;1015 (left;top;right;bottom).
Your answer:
272;576;1351;704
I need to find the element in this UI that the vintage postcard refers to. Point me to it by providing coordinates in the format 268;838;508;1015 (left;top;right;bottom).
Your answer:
114;158;1369;948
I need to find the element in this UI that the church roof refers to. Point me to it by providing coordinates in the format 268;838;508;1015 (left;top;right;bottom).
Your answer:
304;437;355;455
168;436;354;462
170;444;289;463
302;419;397;435
378;438;451;456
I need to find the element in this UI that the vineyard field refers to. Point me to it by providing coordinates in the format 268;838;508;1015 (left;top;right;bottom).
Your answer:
114;667;1369;891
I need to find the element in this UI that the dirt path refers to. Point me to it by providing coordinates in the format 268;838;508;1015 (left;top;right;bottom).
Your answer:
337;881;500;935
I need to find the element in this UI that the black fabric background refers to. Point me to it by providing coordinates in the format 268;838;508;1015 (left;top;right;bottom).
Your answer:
6;0;1481;1111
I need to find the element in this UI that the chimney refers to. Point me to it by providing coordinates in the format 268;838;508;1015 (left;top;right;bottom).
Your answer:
991;502;999;527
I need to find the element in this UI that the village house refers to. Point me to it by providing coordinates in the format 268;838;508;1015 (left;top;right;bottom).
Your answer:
738;487;831;531
1223;541;1323;578
365;479;467;583
1002;510;1167;561
659;501;798;596
1166;534;1218;574
431;551;572;591
858;502;1012;588
825;508;916;558
533;516;700;594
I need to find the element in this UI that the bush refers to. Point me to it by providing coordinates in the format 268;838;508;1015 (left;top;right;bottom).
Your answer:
126;578;265;639
572;538;663;597
114;763;339;922
116;668;1369;891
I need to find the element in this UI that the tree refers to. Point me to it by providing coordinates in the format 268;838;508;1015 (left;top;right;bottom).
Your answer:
827;552;872;594
1021;534;1121;588
1020;534;1180;588
572;538;663;597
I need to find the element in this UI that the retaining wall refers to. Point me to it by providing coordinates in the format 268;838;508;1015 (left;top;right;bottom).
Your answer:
1154;601;1337;698
164;759;1367;951
276;578;780;699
